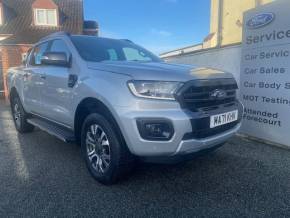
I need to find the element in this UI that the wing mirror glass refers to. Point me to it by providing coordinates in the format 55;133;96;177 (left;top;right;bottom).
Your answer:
41;52;71;67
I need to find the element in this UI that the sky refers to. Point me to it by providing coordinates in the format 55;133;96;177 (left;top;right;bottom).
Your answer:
84;0;210;55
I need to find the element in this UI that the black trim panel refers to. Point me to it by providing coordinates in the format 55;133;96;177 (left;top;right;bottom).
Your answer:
175;78;238;112
136;118;174;141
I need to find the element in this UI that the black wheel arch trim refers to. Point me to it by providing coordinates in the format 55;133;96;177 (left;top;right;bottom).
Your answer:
74;97;130;152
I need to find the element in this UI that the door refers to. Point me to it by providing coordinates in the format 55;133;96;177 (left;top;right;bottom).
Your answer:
40;39;74;127
23;42;49;113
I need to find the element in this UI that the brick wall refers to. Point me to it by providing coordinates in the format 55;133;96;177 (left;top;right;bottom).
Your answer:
0;45;31;98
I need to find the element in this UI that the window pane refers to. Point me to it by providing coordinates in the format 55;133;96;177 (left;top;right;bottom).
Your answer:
31;42;50;65
70;36;161;63
36;10;46;24
123;47;151;61
0;7;2;25
47;10;56;25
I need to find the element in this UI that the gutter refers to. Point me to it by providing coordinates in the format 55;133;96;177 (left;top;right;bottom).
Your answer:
162;43;242;59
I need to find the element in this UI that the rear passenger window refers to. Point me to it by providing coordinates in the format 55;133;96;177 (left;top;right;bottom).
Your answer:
30;42;50;66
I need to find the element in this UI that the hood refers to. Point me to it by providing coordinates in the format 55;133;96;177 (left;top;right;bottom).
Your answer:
87;61;234;82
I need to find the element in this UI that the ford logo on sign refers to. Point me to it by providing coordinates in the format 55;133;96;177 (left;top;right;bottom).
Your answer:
247;13;275;29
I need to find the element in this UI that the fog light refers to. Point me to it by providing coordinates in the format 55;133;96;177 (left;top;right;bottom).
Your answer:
137;119;174;141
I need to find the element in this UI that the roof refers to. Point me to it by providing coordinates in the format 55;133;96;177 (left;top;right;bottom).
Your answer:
0;0;83;45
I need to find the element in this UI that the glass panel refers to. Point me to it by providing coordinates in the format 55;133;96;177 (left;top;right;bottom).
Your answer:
31;42;50;65
0;7;2;25
36;10;46;24
47;10;57;25
123;47;151;61
70;36;161;63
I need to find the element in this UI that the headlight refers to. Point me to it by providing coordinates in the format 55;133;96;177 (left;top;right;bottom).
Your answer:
128;80;183;100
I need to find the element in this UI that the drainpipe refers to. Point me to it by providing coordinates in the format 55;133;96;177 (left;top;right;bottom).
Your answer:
0;45;3;97
217;0;223;48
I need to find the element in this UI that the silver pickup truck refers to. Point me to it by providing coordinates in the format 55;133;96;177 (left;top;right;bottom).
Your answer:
7;32;243;184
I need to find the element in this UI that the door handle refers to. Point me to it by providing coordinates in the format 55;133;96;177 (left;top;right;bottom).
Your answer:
23;72;29;78
40;75;46;79
68;74;78;88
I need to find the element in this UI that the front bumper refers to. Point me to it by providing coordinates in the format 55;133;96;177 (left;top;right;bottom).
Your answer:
174;122;241;155
116;101;243;157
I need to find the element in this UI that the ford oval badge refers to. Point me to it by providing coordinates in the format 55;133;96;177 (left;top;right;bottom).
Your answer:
247;13;275;29
210;89;227;100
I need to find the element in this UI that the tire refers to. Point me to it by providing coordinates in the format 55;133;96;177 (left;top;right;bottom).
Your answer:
10;95;34;133
81;113;135;185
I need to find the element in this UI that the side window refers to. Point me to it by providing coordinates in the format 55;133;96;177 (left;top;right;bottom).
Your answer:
49;39;71;61
123;47;152;61
30;42;50;66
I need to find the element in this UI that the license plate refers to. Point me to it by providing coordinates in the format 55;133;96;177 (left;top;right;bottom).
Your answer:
210;110;238;128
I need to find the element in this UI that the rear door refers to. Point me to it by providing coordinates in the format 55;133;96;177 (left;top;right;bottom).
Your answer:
23;42;50;114
40;39;74;127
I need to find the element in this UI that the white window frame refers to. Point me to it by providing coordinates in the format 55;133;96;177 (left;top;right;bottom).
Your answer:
34;9;58;26
0;5;3;25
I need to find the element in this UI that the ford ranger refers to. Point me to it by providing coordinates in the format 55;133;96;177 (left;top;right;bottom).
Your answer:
7;32;243;184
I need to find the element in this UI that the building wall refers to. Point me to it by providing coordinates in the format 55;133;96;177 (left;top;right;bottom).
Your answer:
164;44;242;87
0;45;31;98
209;0;274;47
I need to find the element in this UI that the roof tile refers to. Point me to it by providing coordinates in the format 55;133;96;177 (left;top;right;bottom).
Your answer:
0;0;83;44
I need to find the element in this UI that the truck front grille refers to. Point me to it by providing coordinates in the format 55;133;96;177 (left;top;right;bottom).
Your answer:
175;78;238;112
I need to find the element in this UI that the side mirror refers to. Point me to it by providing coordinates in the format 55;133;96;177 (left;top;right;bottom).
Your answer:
41;52;71;67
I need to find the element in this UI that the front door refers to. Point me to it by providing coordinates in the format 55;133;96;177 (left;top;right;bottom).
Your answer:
40;39;74;127
23;42;49;114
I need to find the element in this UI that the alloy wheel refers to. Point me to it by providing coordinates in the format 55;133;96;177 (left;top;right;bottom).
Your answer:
13;103;21;128
86;124;111;173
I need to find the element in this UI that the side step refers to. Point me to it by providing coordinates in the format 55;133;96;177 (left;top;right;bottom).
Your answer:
27;118;76;143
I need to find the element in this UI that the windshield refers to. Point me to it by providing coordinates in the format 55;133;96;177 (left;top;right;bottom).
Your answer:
70;35;162;63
